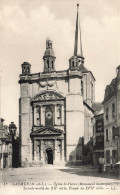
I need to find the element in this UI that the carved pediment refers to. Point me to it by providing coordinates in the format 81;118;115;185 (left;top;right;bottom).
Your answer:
32;91;64;102
30;127;63;137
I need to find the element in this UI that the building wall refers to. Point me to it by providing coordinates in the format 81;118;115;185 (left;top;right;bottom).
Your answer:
83;72;95;107
19;69;88;166
19;82;32;166
116;81;120;163
92;113;104;166
103;93;118;167
0;120;12;169
84;105;94;145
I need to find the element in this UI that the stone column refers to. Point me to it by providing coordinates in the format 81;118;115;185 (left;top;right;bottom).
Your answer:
61;139;64;163
39;106;41;126
34;106;37;126
54;140;58;164
61;104;64;125
41;140;44;164
1;144;3;169
36;141;40;162
54;105;57;125
110;149;112;167
30;140;33;163
41;107;45;126
34;140;38;162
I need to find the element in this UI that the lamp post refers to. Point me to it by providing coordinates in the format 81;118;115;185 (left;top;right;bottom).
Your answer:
9;122;17;168
9;122;17;137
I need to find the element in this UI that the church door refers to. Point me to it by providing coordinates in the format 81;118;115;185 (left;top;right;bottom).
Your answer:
46;148;53;164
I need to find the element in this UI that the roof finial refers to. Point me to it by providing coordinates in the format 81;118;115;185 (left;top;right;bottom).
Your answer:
74;3;83;57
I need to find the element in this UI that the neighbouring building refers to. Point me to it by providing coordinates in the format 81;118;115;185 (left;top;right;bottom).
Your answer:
103;65;120;171
0;118;12;169
19;4;95;167
9;122;19;168
92;103;104;166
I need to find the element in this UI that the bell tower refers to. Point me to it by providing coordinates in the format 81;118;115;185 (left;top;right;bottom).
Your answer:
43;38;56;72
21;62;31;75
69;4;84;70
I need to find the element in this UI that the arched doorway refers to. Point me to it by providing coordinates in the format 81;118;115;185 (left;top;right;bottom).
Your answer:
46;148;53;164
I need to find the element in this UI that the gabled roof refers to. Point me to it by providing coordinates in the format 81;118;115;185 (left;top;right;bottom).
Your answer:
79;65;96;81
92;102;103;115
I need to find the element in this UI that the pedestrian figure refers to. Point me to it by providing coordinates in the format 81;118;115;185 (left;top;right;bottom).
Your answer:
98;164;102;173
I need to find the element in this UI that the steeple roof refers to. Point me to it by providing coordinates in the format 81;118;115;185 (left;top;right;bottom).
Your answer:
74;4;83;57
79;64;89;73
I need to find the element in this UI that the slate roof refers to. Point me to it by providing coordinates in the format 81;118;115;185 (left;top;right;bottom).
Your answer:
103;77;116;102
79;64;89;73
92;102;103;115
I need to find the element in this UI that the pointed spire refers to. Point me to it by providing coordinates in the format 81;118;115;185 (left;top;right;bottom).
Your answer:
74;4;83;57
69;3;84;70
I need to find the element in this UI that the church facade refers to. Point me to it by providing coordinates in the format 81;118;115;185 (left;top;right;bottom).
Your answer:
19;4;95;167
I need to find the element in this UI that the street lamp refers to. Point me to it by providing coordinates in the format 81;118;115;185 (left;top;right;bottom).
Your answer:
9;122;17;168
9;122;17;138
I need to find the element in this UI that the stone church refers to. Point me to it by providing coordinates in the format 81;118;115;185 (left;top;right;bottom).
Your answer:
19;4;95;167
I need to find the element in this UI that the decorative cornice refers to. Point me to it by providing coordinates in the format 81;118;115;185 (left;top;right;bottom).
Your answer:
18;69;83;84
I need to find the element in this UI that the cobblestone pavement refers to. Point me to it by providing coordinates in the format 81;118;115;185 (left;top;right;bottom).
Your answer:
0;165;119;183
0;165;120;194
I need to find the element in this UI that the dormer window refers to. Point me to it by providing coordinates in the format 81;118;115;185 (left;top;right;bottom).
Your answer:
47;60;49;68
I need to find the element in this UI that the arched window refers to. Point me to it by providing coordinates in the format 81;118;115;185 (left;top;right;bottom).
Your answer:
28;67;30;73
50;43;52;48
47;60;49;68
24;67;26;73
52;61;54;69
72;61;75;67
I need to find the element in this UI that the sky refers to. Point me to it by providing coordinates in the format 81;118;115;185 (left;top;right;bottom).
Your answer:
0;0;120;127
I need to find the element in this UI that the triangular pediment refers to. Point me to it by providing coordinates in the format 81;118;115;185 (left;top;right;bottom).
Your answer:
30;127;63;136
32;91;64;102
